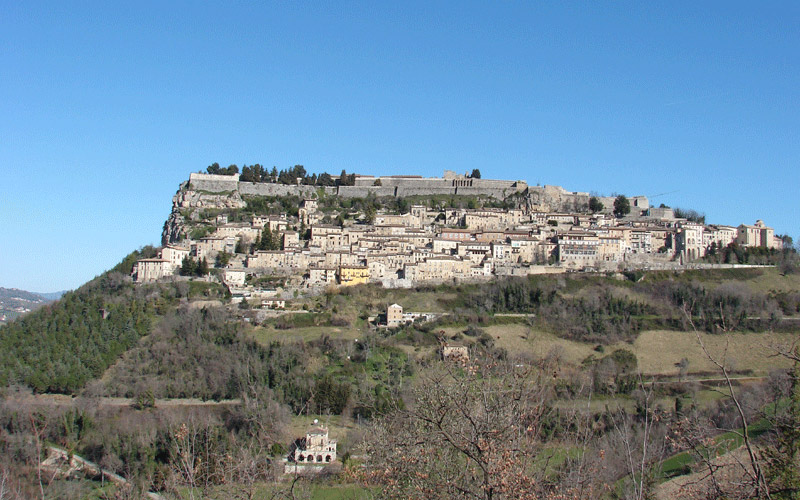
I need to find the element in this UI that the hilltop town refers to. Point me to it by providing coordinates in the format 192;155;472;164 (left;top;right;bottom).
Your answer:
4;166;798;499
132;167;787;303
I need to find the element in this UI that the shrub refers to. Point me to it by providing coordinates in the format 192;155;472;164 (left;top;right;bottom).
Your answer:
131;389;155;410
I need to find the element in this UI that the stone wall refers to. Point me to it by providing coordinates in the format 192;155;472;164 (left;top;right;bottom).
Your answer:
396;186;458;197
188;173;240;193
596;195;650;215
347;175;526;199
336;186;398;198
524;185;592;213
239;182;319;198
182;173;643;210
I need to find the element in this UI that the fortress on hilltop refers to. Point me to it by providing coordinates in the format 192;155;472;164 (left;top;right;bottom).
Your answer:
186;169;527;198
184;170;634;213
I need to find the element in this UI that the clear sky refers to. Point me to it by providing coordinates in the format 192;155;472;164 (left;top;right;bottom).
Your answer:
1;1;798;292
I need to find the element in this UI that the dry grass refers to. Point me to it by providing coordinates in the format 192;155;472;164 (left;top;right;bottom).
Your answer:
442;324;797;377
656;447;753;500
624;330;796;376
381;289;459;312
743;266;800;293
248;325;362;345
288;414;359;446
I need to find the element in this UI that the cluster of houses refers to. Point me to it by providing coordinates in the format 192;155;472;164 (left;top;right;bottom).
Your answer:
132;196;783;291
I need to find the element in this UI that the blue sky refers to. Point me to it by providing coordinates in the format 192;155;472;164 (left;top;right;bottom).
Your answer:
1;1;798;292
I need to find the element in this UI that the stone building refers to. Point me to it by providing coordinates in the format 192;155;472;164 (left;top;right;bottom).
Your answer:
338;265;370;286
307;267;337;287
293;421;337;464
557;232;600;268
299;199;320;226
675;222;705;260
703;225;737;251
132;258;173;283
737;220;776;249
629;230;652;254
387;303;403;327
223;269;246;287
160;245;191;268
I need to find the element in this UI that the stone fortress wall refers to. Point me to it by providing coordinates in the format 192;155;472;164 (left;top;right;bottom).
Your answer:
239;182;321;198
187;172;648;212
350;171;527;199
596;195;650;214
188;173;241;193
189;171;530;200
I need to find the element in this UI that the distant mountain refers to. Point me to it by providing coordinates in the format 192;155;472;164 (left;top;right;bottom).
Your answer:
0;287;58;323
35;290;69;301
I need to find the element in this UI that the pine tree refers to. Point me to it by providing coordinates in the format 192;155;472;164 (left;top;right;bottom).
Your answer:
196;257;209;276
589;196;604;213
613;195;631;217
259;226;279;251
180;256;196;276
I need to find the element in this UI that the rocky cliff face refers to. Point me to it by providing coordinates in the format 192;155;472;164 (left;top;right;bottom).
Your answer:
520;186;590;214
161;183;247;245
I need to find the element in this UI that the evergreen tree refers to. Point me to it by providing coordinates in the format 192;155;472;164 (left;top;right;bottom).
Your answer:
240;165;254;182
196;257;209;276
180;256;196;276
216;251;232;267
589;196;604;213
364;205;377;224
257;226;280;251
613;195;631;217
260;227;271;251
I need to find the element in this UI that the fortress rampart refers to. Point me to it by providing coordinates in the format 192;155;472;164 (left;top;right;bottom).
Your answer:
189;173;240;192
239;182;320;198
185;172;647;212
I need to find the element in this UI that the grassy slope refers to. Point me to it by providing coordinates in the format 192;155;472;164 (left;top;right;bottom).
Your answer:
436;324;796;377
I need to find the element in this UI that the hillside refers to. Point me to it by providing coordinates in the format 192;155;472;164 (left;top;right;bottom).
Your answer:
0;287;58;323
0;167;798;499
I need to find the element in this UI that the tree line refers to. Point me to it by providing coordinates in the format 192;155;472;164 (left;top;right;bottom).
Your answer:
206;162;357;186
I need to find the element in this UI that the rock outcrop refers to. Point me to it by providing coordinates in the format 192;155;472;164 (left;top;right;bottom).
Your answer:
161;182;247;245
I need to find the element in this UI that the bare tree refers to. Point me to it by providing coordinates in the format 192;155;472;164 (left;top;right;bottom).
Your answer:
605;377;668;500
227;442;270;500
761;344;800;498
683;306;771;499
170;422;200;499
0;465;19;500
364;358;556;500
29;412;48;500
